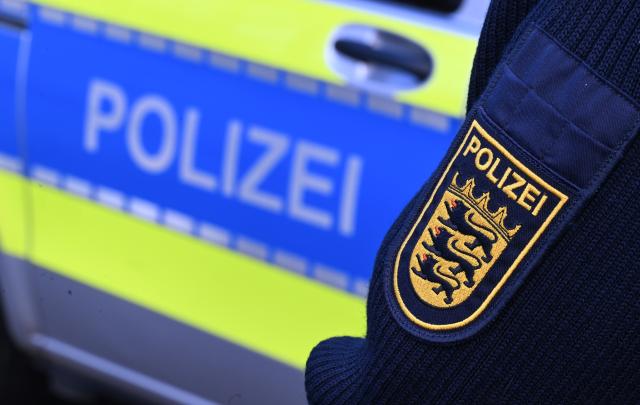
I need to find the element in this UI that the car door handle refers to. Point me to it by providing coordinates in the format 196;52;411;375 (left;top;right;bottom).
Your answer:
327;24;432;94
0;11;27;31
334;36;431;81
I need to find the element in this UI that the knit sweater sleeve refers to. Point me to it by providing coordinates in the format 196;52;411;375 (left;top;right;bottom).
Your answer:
305;1;640;403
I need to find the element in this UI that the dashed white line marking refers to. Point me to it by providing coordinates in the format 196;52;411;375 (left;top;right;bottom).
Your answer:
236;237;268;260
95;186;125;210
32;165;60;186
273;250;307;274
410;108;451;132
104;24;132;43
285;74;319;95
367;95;403;119
313;265;349;290
138;34;167;53
162;209;194;234
35;4;435;133
128;197;160;222
0;153;21;173
71;16;98;34
209;53;240;73
247;64;278;83
326;85;360;106
62;176;92;198
354;278;370;298
197;223;231;247
173;43;203;62
38;7;66;26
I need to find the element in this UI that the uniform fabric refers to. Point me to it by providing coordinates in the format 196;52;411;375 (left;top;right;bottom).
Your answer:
467;0;542;110
305;0;640;403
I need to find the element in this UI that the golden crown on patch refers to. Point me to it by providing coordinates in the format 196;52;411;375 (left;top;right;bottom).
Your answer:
390;118;568;335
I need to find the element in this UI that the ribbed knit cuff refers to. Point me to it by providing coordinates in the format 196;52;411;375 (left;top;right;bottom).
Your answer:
305;337;365;404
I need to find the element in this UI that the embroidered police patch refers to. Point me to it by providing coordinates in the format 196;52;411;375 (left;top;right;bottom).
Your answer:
392;119;569;334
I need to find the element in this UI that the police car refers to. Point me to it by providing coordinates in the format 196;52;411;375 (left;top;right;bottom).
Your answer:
0;0;488;403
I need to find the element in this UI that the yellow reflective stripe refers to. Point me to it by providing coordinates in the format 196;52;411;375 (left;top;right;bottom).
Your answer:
16;175;364;369
0;171;28;257
29;0;476;116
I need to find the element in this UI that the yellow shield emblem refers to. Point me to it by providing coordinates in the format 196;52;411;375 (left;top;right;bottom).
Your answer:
409;173;521;308
392;119;569;334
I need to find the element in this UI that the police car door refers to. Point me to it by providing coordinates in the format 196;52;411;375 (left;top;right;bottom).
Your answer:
8;0;486;403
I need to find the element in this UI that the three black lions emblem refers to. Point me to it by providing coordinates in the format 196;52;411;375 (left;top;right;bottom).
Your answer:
409;173;521;307
392;119;569;335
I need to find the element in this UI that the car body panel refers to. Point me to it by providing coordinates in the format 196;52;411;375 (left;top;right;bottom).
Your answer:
30;0;480;116
29;179;365;369
0;0;488;403
16;255;304;404
0;10;26;259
